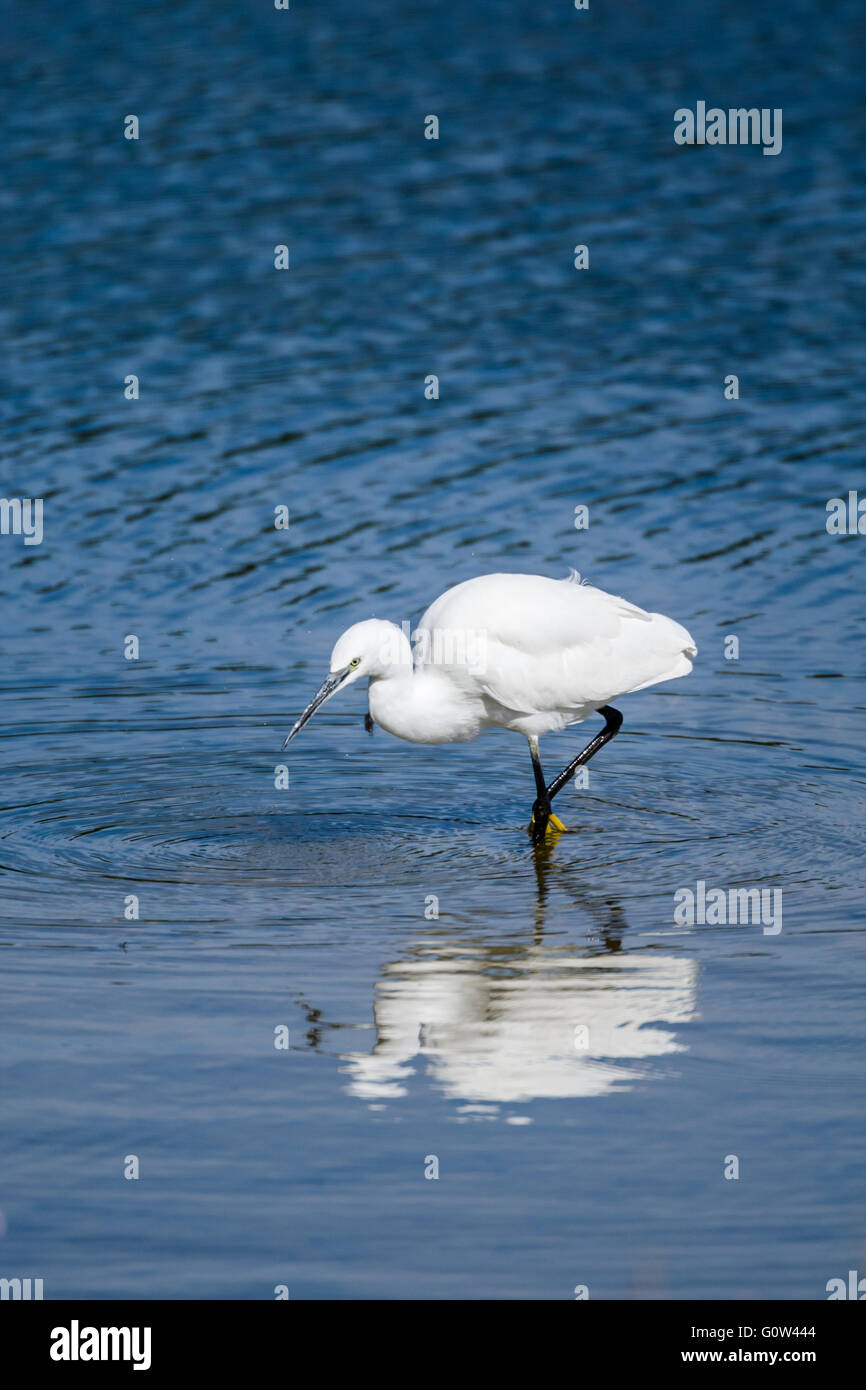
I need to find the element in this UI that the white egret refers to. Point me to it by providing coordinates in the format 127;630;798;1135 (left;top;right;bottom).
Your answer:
283;571;696;842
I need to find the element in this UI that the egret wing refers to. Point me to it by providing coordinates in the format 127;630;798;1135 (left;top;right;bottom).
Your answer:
416;573;695;715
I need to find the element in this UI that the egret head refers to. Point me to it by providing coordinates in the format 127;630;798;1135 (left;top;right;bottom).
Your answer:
282;619;404;748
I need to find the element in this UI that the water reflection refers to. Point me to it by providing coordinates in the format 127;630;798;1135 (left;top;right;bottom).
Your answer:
340;854;698;1106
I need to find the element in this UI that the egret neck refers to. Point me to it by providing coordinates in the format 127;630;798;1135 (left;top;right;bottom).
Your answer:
367;621;485;746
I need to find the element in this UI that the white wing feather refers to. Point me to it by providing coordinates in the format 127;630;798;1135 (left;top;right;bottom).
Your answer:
416;573;696;717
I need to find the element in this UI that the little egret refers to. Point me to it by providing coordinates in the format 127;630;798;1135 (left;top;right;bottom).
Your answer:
283;571;696;842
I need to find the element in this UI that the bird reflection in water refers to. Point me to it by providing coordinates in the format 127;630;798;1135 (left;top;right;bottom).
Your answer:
335;850;698;1109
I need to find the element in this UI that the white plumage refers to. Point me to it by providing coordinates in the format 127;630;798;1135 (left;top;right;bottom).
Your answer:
412;571;696;737
283;571;696;840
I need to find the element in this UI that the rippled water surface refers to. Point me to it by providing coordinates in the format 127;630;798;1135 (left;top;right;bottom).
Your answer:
2;0;865;1298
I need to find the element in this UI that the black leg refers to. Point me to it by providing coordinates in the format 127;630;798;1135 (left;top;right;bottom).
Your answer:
546;705;623;802
528;737;552;843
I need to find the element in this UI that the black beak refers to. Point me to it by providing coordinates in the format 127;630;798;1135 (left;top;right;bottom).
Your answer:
282;669;349;749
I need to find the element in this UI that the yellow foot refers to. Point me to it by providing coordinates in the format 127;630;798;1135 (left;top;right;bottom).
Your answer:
528;811;568;834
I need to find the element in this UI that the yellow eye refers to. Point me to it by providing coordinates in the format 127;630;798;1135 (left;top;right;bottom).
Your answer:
349;657;361;669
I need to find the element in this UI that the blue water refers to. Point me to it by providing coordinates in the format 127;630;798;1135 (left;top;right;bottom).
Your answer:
2;0;865;1299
